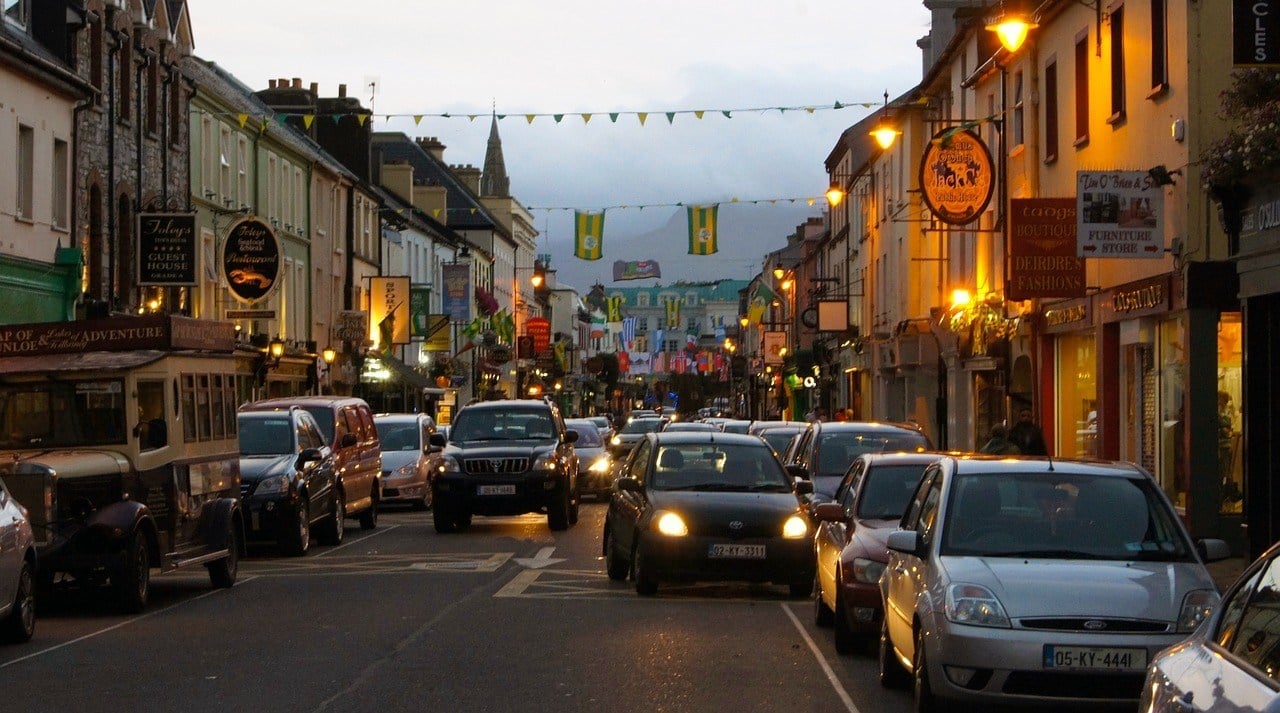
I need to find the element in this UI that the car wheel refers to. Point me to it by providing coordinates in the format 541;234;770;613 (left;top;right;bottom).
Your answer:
359;493;379;530
547;489;571;531
317;495;345;546
813;571;835;627
207;518;240;588
454;511;472;532
604;527;628;581
879;619;910;689
113;532;151;614
632;543;658;596
2;561;35;643
280;501;310;557
833;588;859;655
913;627;941;713
433;501;457;534
568;487;580;526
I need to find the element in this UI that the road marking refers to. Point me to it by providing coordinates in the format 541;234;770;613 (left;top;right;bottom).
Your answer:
781;603;861;713
0;576;258;671
241;552;513;576
513;546;565;569
311;524;399;558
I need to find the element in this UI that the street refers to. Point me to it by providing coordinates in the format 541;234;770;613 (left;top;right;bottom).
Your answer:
0;502;911;713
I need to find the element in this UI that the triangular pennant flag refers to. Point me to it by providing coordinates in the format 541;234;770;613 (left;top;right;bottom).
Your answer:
331;114;342;123
731;197;740;203
834;101;844;109
413;115;424;125
807;198;816;206
526;114;536;124
637;112;647;125
496;114;505;120
469;208;477;215
433;209;442;218
303;115;315;129
469;115;479;121
573;210;605;261
237;113;249;128
686;205;719;256
609;113;619;123
277;115;288;125
665;112;675;124
582;113;592;123
357;114;369;126
261;119;270;130
722;110;732;119
805;107;815;114
553;114;564;123
695;110;705;119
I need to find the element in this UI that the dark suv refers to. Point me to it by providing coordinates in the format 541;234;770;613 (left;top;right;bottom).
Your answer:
430;399;579;533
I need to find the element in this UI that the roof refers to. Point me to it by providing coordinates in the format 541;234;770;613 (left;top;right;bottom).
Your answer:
652;432;769;446
947;455;1146;478
241;396;371;410
462;399;555;411
371;133;502;233
814;421;928;435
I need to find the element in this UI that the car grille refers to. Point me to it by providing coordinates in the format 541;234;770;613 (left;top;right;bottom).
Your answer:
689;521;776;539
1018;617;1170;633
240;482;254;499
1003;671;1144;699
58;476;123;519
463;457;528;474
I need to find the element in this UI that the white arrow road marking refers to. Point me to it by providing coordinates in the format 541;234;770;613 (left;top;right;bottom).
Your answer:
513;546;565;569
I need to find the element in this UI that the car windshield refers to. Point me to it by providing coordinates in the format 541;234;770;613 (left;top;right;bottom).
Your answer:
816;431;929;477
0;380;128;448
762;430;800;454
451;408;555;442
857;464;933;520
238;416;295;456
620;419;663;435
941;473;1194;561
649;443;791;492
588;417;611;430
566;423;602;447
376;422;421;451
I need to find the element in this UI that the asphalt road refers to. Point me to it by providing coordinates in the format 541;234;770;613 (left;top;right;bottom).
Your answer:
0;502;913;713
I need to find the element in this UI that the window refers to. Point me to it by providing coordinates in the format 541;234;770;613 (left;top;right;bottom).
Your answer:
3;0;28;27
1012;70;1025;147
1074;33;1090;145
219;127;231;204
52;139;69;230
1150;0;1167;93
637;293;649;307
168;70;182;147
638;317;649;331
200;116;215;195
118;33;132;122
1044;59;1059;163
146;57;159;135
16;124;33;221
236;135;248;208
1222;555;1280;681
1109;5;1126;122
137;380;166;452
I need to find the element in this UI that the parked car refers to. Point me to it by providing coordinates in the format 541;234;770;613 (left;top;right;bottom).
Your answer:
430;399;579;533
586;415;613;443
565;418;611;501
783;421;932;504
241;396;382;531
602;431;815;596
0;476;36;643
879;455;1231;711
374;413;440;510
1140;539;1280;712
609;417;664;457
812;452;946;654
237;407;341;555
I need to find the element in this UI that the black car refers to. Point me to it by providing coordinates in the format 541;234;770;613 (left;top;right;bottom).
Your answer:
782;421;932;504
430;399;579;533
237;408;343;555
602;432;816;596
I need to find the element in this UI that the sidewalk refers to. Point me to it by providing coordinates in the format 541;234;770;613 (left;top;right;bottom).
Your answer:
1206;554;1251;593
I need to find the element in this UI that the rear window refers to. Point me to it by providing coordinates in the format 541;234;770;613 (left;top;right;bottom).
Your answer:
621;419;663;434
238;415;294;456
816;430;929;477
567;423;602;446
303;406;335;444
857;464;933;520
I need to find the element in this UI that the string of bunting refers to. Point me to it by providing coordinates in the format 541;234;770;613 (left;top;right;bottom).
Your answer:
376;195;828;219
192;99;884;129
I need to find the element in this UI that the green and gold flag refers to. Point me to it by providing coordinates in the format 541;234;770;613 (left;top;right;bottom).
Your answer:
574;210;605;261
664;296;681;329
687;205;719;255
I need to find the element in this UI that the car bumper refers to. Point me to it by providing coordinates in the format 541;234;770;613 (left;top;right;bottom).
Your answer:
924;619;1185;706
577;468;613;495
381;479;428;504
433;472;568;516
243;497;301;540
838;578;884;632
639;535;814;585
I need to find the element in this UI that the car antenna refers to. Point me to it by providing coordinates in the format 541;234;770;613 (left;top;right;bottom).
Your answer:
1046;453;1055;471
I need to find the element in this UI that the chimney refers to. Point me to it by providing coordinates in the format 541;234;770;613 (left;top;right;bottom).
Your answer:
338;83;347;98
269;79;277;89
292;78;302;89
452;164;482;194
381;161;415;204
310;82;318;94
416;136;446;162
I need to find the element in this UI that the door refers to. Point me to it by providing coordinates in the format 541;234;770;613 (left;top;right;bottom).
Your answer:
0;480;21;608
884;470;940;664
611;440;652;555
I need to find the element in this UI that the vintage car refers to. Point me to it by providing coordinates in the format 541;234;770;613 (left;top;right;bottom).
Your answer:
0;316;243;613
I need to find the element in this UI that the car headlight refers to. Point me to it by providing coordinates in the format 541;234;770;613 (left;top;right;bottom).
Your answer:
945;583;1011;628
437;455;462;474
850;557;886;584
532;452;557;471
1178;589;1219;632
394;462;417;478
782;515;808;539
589;457;612;473
654;510;688;537
611;435;622;446
254;474;291;496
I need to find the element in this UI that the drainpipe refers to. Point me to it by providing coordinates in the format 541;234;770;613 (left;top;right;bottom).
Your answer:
106;25;124;308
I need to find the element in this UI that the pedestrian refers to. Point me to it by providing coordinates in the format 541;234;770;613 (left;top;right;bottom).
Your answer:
979;423;1021;455
1008;407;1048;456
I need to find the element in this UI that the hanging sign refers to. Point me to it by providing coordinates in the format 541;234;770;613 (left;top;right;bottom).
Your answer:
763;330;788;365
441;264;472;323
221;217;280;303
526;317;551;354
1077;171;1164;258
137;212;197;286
919;129;995;225
1008;198;1087;299
369;276;411;349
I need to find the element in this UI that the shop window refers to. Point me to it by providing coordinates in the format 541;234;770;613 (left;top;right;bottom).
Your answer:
1158;318;1187;508
1055;333;1097;457
1218;314;1243;514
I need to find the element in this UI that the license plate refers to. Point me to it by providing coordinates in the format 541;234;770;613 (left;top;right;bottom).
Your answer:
708;544;766;559
477;484;516;495
1043;645;1147;671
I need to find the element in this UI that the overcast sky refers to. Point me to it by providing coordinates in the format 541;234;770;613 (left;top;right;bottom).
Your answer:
191;1;931;289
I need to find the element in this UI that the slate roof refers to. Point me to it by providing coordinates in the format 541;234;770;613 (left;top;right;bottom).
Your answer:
371;132;501;233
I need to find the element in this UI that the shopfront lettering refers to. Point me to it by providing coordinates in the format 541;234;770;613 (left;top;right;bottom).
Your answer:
1044;305;1087;327
1112;284;1165;313
1257;199;1280;230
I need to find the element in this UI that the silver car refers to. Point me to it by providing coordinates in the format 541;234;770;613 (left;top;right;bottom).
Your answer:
565;419;611;500
374;413;440;510
0;476;36;643
879;456;1230;710
1141;540;1280;713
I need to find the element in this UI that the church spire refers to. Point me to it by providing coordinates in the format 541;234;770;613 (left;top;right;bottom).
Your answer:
480;112;510;197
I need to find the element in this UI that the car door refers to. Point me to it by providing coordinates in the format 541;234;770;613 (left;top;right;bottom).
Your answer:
341;406;373;505
817;460;863;593
611;439;653;555
884;467;941;663
0;478;19;607
358;406;383;499
298;416;332;516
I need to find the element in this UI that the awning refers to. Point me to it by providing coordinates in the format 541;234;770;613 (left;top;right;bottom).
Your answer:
361;354;432;389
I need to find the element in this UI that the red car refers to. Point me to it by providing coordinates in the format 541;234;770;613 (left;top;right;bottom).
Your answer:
812;451;945;654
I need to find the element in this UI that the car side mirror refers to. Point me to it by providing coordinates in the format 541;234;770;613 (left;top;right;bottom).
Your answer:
794;480;814;496
1196;538;1232;563
296;448;323;469
886;529;923;557
340;433;358;448
429;432;447;448
616;477;642;493
564;430;579;444
812;502;844;522
785;464;810;480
